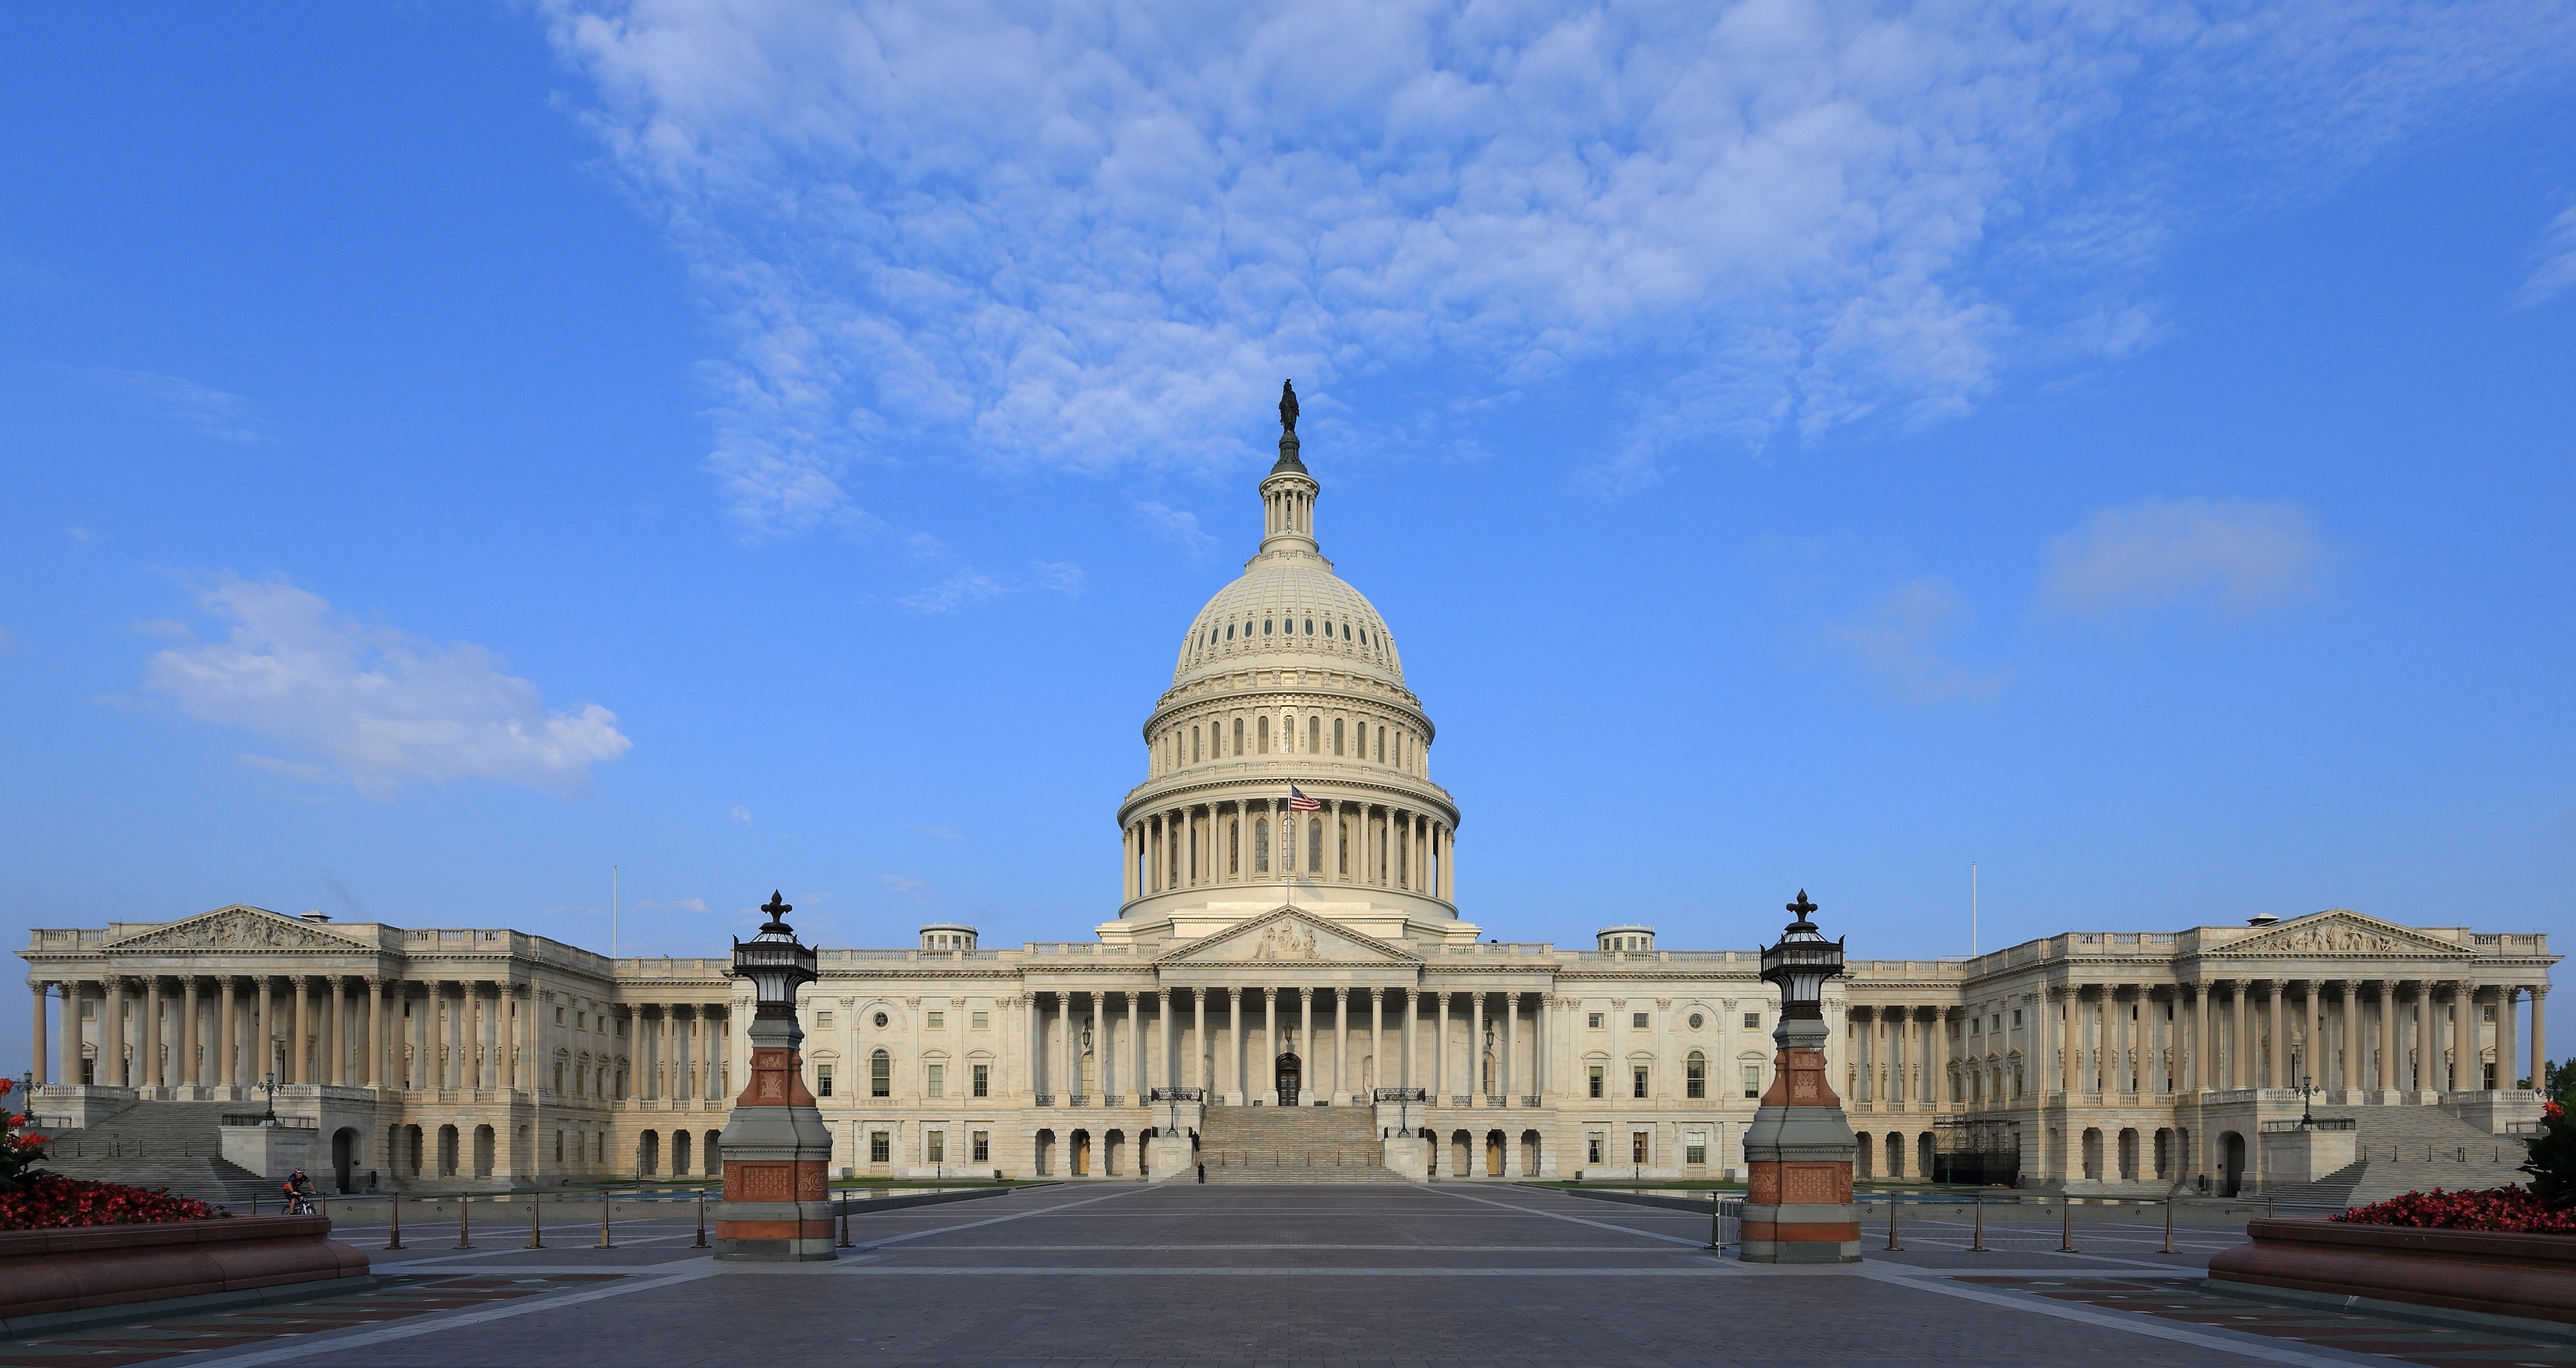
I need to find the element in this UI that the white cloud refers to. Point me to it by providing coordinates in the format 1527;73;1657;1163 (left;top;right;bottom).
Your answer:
2040;497;2321;616
2516;204;2576;308
897;560;1086;614
86;368;266;443
145;578;632;798
236;753;339;785
877;873;931;904
1815;575;2005;704
1134;502;1220;560
537;0;2576;519
730;804;753;823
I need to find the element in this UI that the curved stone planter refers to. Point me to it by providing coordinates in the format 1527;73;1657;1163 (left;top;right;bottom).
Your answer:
2210;1218;2576;1329
0;1215;370;1331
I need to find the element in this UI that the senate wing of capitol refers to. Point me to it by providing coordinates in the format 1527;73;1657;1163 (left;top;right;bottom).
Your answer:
15;393;2558;1202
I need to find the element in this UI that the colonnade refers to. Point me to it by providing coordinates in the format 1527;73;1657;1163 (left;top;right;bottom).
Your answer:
2005;978;2546;1103
1019;986;1547;1107
1126;798;1453;901
630;1003;727;1103
1847;1005;1952;1109
24;975;548;1095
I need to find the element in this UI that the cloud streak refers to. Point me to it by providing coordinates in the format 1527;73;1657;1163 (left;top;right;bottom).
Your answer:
146;578;632;797
2040;497;2321;617
2517;204;2576;309
539;0;2576;522
1815;575;2007;704
86;368;267;443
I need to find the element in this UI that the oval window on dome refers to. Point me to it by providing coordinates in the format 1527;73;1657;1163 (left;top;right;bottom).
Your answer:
1226;624;1234;640
1263;619;1273;635
1304;619;1313;634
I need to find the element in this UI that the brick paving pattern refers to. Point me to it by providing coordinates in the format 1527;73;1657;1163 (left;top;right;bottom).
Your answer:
5;1185;2569;1367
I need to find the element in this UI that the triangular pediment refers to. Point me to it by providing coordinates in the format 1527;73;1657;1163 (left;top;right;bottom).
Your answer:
1156;907;1420;966
2213;910;2464;958
107;905;368;953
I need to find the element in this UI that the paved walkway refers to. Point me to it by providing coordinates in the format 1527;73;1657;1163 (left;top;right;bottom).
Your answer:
5;1185;2571;1367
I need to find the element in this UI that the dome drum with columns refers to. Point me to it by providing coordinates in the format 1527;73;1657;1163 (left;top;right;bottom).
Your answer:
1108;388;1470;948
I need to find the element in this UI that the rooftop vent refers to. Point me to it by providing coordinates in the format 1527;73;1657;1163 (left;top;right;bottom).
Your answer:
2245;913;2279;927
300;911;331;923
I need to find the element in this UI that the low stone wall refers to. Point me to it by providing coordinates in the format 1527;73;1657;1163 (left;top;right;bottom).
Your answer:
2210;1218;2576;1329
0;1215;370;1333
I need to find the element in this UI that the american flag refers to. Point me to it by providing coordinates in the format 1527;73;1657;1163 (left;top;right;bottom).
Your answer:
1287;784;1321;811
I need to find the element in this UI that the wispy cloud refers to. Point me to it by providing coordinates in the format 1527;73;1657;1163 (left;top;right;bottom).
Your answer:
636;897;709;913
898;560;1086;615
237;753;338;785
876;873;931;904
729;805;753;824
537;0;2576;519
1815;576;2007;705
145;576;632;798
84;368;267;443
2516;204;2576;309
1134;502;1220;560
2040;498;2322;618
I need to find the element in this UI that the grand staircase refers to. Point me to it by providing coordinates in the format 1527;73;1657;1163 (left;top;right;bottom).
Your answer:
34;1100;274;1211
1195;1105;1407;1184
2259;1105;2534;1209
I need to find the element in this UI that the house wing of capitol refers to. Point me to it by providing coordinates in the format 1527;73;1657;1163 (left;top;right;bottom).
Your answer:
17;389;2559;1197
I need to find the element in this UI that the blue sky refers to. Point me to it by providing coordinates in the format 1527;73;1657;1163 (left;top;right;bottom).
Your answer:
4;2;2573;1072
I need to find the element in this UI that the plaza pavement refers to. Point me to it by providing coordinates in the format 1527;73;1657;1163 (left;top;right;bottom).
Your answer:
3;1184;2571;1368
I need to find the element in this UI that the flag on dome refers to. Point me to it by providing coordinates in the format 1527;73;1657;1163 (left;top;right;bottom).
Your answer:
1287;785;1321;812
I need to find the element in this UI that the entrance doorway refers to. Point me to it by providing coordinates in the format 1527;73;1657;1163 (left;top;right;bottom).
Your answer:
331;1128;358;1194
1275;1052;1301;1107
2221;1131;2246;1196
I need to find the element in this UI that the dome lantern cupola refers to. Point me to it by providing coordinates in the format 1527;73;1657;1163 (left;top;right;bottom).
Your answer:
1259;380;1319;557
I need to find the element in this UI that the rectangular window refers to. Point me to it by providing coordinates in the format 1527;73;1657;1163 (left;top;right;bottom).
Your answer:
1632;1011;1649;1029
1685;1057;1706;1099
1970;1016;1981;1035
1308;716;1320;752
1743;1012;1760;1029
972;1063;989;1097
972;1130;990;1164
1743;1064;1761;1099
927;1064;945;1098
927;1131;946;1164
816;1063;834;1097
2012;1009;2023;1027
1587;1065;1604;1098
970;1011;989;1030
1685;1131;1708;1166
1376;726;1385;761
1631;1131;1650;1165
1587;1012;1604;1028
926;1011;944;1031
1234;718;1244;753
870;1131;891;1164
576;1011;586;1030
1333;718;1344;755
1586;1133;1604;1164
1632;1066;1650;1099
1192;726;1201;762
818;1010;834;1030
871;1053;890;1097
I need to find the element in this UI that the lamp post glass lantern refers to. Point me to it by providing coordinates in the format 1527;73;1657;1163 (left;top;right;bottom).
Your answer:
1757;890;1845;1021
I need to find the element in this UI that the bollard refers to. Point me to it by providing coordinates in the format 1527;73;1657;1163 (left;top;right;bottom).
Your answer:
837;1195;853;1249
2161;1195;2176;1254
696;1188;711;1249
1970;1193;1987;1253
597;1188;614;1249
1708;1194;1722;1252
1886;1196;1902;1252
528;1189;545;1249
455;1196;475;1250
2058;1201;2075;1253
387;1194;405;1250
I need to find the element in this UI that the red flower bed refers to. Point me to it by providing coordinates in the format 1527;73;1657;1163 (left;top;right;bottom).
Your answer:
0;1176;230;1231
2334;1184;2576;1235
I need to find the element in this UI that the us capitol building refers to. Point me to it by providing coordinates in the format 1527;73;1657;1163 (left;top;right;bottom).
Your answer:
17;395;2558;1197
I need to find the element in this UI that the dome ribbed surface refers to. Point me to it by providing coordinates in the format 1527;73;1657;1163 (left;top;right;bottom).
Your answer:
1172;554;1404;686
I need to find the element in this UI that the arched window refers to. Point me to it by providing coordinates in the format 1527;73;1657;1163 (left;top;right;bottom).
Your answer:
1337;817;1349;874
1226;624;1234;640
1307;817;1323;871
1253;818;1270;873
1376;726;1385;762
1308;716;1321;752
1257;716;1270;753
1304;618;1314;634
1687;1051;1708;1099
1228;819;1240;874
1232;717;1244;753
1264;619;1273;635
1333;718;1344;756
870;1049;891;1098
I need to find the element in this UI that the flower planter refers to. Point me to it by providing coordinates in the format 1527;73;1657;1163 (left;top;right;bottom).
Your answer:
2210;1218;2576;1328
0;1214;370;1329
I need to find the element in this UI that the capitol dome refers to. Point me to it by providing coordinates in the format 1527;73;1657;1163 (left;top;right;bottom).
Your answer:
1106;385;1473;949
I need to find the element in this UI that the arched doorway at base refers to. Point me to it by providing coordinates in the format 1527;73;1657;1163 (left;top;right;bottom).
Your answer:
1275;1052;1302;1107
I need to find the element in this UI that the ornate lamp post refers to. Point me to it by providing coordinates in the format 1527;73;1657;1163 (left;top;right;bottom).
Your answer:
711;892;836;1261
1739;890;1861;1264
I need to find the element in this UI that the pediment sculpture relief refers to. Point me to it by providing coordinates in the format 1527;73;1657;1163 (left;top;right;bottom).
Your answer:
112;907;353;951
1249;920;1321;962
2230;914;2445;957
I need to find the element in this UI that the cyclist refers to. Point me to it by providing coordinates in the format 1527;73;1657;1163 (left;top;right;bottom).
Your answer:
281;1168;318;1216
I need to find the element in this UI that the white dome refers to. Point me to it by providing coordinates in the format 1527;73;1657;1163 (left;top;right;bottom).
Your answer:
1172;556;1405;687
